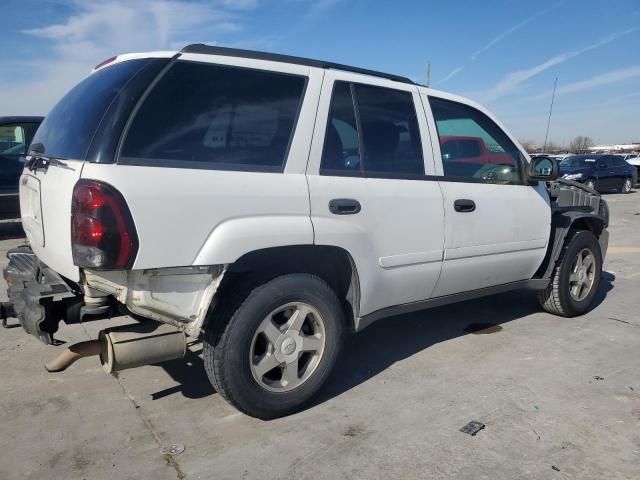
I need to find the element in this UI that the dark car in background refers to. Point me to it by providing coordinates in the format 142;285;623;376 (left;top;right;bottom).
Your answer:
0;116;43;218
559;154;637;193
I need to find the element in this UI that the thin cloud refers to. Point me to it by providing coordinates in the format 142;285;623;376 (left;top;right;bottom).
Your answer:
1;0;260;115
471;2;563;60
438;2;561;85
526;65;640;101
439;66;464;83
484;26;639;102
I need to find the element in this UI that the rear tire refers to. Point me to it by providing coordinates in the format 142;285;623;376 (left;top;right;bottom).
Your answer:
584;179;596;190
621;177;633;193
538;230;602;317
203;273;345;419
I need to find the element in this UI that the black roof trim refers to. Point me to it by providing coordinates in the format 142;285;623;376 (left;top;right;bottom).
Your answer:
180;44;415;85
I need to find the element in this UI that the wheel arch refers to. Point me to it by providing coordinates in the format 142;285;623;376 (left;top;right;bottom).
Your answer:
534;211;606;281
213;245;361;332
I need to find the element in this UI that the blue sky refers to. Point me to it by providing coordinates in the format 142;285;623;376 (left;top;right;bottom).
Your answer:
2;0;639;145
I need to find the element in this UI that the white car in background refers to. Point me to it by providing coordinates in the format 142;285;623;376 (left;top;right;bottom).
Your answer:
625;155;640;184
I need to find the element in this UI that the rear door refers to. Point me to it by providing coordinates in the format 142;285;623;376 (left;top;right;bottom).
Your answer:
307;71;445;317
424;93;550;297
21;58;159;281
610;156;630;189
595;156;614;190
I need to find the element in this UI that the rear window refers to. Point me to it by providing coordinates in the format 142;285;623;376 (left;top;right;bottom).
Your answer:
120;61;307;172
31;59;152;160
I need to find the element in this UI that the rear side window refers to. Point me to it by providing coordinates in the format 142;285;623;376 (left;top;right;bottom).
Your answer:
120;62;307;172
31;59;152;160
321;81;424;177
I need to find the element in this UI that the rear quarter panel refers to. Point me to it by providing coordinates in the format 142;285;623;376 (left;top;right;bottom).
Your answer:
80;57;323;269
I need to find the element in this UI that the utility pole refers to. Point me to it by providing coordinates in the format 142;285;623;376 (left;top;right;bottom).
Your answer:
543;77;557;153
426;62;430;88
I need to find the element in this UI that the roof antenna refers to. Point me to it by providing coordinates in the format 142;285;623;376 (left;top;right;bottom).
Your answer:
543;77;557;153
426;62;430;88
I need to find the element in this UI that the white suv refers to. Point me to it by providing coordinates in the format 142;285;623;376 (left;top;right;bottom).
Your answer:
3;46;609;419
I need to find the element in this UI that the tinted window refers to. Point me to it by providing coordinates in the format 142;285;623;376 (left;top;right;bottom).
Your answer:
610;156;626;166
0;123;39;155
121;62;306;172
321;81;423;177
429;96;522;184
31;59;152;160
321;82;361;172
560;155;598;167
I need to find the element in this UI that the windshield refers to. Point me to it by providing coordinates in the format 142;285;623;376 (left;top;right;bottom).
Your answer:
30;59;152;160
559;155;598;167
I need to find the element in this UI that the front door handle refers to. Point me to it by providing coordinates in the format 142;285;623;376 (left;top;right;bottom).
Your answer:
329;198;361;215
454;199;476;213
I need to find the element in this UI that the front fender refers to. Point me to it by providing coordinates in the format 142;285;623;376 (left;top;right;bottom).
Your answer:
535;210;607;280
193;215;314;265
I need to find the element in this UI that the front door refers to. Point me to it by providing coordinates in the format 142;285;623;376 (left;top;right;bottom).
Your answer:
424;94;551;297
307;72;445;318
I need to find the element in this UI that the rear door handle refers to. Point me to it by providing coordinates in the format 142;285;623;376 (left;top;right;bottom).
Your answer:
454;199;476;213
329;198;361;215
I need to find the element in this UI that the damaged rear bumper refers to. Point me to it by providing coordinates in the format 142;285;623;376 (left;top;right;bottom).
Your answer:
3;246;77;344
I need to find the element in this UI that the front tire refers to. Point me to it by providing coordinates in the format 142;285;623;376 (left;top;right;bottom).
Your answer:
203;274;345;419
584;179;596;190
621;177;633;193
538;230;602;317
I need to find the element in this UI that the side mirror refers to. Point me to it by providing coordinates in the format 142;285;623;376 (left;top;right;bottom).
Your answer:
528;156;557;181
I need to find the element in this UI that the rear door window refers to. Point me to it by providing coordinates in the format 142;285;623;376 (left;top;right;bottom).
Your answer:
120;61;307;172
30;59;153;160
320;81;424;177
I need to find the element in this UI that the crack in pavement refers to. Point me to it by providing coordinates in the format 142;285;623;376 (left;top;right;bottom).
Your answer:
79;323;186;479
113;371;186;479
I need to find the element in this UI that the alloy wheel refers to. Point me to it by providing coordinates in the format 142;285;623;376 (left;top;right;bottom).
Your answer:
569;248;596;302
250;302;326;392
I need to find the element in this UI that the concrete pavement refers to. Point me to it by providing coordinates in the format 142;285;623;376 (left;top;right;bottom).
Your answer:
1;193;639;480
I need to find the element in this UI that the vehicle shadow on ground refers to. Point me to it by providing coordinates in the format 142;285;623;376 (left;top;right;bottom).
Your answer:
151;274;615;404
0;220;25;240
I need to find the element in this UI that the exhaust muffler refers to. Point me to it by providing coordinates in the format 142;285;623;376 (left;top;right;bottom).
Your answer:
45;322;186;373
99;322;186;373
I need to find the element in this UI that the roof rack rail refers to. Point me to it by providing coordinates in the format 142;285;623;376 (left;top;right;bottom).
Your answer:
181;44;415;85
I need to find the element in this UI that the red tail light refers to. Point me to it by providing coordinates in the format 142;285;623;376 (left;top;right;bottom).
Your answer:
71;180;138;269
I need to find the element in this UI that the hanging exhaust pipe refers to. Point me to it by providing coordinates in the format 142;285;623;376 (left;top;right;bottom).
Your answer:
44;322;186;373
45;339;103;372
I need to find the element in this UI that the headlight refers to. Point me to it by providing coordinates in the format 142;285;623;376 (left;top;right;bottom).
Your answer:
563;173;583;180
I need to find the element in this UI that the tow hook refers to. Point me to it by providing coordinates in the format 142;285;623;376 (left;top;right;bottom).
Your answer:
1;302;16;328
